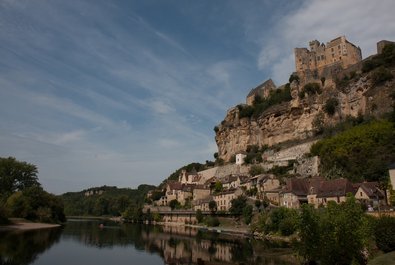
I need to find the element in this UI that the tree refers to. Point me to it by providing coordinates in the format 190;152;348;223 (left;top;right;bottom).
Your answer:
208;200;217;214
196;209;203;223
298;196;371;265
0;157;40;198
324;98;339;116
169;199;180;210
242;205;253;225
214;181;223;193
374;215;395;253
230;196;247;216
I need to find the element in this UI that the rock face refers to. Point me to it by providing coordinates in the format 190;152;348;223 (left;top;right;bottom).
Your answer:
215;70;395;162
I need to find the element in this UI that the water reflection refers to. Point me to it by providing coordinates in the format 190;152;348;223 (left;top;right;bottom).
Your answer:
62;220;299;265
0;227;62;265
0;220;299;265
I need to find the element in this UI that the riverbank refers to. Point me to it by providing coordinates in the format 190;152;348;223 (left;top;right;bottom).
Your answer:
0;218;61;231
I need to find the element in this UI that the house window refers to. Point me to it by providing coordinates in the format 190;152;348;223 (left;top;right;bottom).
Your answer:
360;192;362;197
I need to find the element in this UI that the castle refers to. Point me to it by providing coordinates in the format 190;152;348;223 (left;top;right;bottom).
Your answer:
294;36;362;84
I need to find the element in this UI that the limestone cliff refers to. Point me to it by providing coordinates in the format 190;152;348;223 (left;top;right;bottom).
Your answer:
215;69;395;162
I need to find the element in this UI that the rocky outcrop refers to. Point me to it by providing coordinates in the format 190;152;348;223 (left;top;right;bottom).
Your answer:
215;69;395;162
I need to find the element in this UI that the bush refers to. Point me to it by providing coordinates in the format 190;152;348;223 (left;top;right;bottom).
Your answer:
243;205;253;225
289;73;300;84
249;165;265;176
374;216;395;253
205;216;220;227
371;66;393;85
324;98;339;116
299;83;321;99
196;209;203;223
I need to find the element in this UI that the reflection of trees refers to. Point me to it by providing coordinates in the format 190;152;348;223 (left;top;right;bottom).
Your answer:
0;227;62;265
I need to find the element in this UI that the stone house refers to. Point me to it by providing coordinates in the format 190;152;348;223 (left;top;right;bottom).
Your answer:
280;178;309;209
221;175;239;190
257;174;281;193
164;181;193;206
265;189;281;205
354;182;385;207
246;79;276;106
193;197;212;212
308;178;355;208
235;152;247;165
179;169;202;185
192;185;211;201
213;189;243;211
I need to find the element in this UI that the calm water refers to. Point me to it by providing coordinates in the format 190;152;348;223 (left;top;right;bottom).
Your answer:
0;219;300;265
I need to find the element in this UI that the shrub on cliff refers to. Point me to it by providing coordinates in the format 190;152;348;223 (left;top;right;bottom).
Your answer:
371;66;393;85
324;98;339;116
310;119;395;182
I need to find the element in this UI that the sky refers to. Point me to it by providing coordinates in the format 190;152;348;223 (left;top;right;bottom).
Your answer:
1;0;394;194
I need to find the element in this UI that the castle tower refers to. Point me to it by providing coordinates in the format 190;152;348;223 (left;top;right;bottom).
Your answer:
294;36;362;84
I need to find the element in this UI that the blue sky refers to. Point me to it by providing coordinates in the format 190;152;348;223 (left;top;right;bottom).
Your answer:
1;0;394;194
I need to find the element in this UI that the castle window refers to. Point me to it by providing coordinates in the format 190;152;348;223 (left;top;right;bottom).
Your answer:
331;48;334;52
332;54;335;58
338;45;340;49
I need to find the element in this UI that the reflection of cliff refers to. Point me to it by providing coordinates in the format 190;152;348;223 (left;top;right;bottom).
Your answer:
0;227;62;265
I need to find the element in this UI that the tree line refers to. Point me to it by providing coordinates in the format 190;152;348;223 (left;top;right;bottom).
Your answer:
0;157;66;224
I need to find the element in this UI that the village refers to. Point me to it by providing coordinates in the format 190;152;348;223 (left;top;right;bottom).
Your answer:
146;159;394;215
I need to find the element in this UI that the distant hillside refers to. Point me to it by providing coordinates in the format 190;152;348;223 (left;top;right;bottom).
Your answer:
61;184;155;216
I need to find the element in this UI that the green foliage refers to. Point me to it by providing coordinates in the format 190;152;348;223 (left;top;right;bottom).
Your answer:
61;185;154;216
164;162;211;183
238;104;254;118
324;98;339;116
213;181;223;193
0;203;9;225
371;66;393;85
267;207;298;236
289;73;300;84
204;216;220;227
299;82;321;99
209;200;217;213
196;209;203;223
310;120;395;182
243;144;265;164
249;165;265;176
229;196;247;216
169;199;181;210
237;86;292;119
242;204;253;225
122;205;143;222
374;215;395;253
267;162;294;177
312;112;325;135
6;186;65;223
0;157;40;198
298;197;371;265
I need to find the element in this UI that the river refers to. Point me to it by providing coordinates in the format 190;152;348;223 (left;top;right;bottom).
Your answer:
0;219;300;265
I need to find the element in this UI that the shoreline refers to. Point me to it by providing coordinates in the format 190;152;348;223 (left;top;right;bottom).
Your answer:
0;220;61;231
